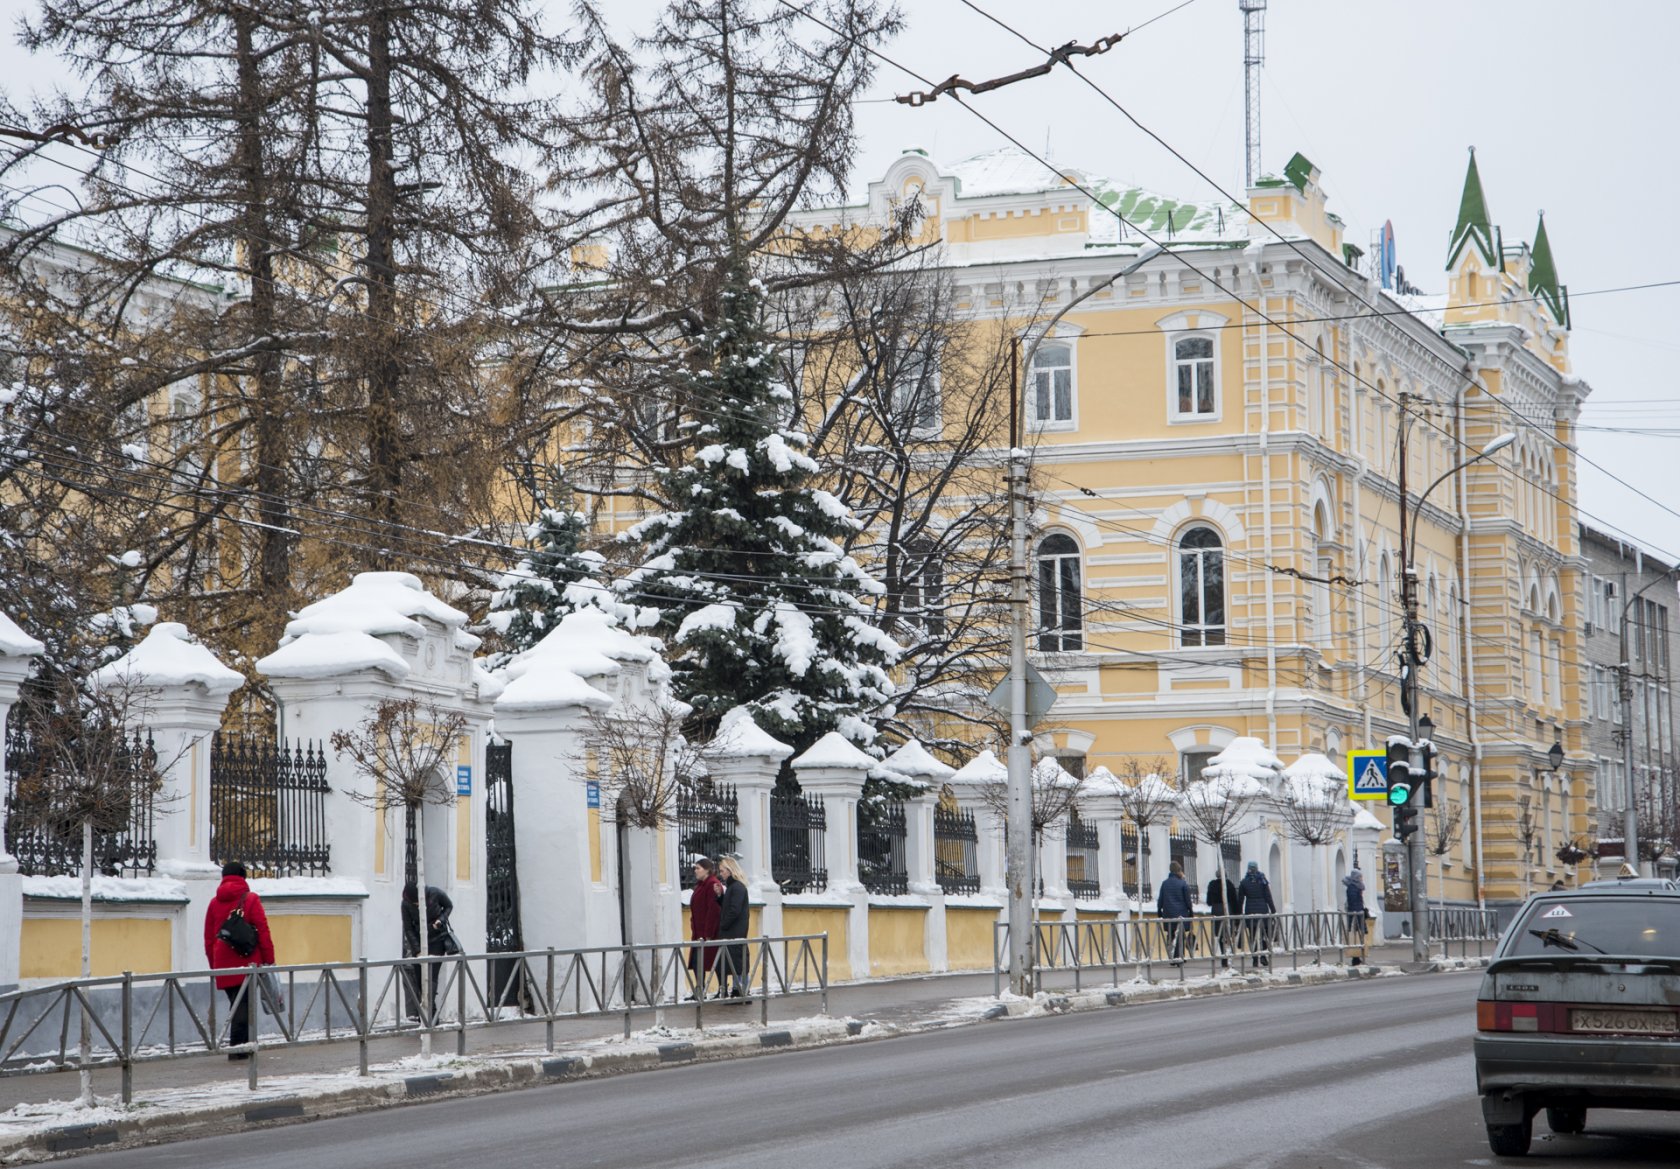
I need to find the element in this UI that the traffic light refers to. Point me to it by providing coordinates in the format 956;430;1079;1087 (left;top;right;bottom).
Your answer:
1386;740;1419;841
1417;740;1438;810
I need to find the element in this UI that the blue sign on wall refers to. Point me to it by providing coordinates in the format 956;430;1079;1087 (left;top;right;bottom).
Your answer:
456;764;472;796
586;781;600;809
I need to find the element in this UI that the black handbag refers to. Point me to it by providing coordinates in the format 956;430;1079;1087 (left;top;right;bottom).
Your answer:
217;894;260;957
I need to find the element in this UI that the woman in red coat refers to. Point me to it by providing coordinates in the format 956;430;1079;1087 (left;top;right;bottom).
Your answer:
688;857;725;998
203;861;276;1059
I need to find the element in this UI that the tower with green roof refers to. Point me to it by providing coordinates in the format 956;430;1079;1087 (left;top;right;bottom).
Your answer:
1446;148;1499;269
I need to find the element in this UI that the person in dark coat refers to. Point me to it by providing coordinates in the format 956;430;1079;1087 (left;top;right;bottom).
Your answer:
402;883;455;1021
1156;861;1195;962
716;855;751;998
1237;861;1277;967
1207;869;1241;967
203;861;276;1060
688;857;725;998
1343;867;1368;941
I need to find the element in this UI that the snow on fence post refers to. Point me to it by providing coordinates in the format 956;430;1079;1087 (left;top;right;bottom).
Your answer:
948;751;1008;899
93;623;244;959
258;572;496;969
791;732;874;983
708;708;792;939
0;611;43;989
1080;768;1131;909
879;740;951;972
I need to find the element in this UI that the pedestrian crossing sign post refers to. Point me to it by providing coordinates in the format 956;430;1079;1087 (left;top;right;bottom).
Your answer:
1347;751;1390;801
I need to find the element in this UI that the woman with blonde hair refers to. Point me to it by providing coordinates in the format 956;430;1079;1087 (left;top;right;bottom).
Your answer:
716;855;750;998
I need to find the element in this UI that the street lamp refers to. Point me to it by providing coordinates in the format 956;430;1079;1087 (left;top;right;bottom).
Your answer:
1396;425;1516;962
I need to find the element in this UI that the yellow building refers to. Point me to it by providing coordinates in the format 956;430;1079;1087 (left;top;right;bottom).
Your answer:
794;146;1591;912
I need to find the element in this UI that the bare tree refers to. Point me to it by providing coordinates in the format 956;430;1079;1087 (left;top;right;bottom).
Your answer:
980;758;1084;895
14;673;178;1104
580;701;706;829
1276;770;1348;913
1426;798;1467;905
1178;773;1263;851
331;697;467;1055
1515;799;1542;899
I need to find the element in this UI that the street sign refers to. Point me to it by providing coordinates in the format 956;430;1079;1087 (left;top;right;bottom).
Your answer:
1347;750;1390;801
986;662;1059;729
456;764;472;796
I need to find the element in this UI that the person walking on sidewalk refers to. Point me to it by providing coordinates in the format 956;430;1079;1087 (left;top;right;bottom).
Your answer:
203;861;275;1060
1157;861;1195;962
688;857;725;998
1342;867;1368;942
1237;861;1277;968
402;883;456;1022
1207;868;1241;968
716;855;751;998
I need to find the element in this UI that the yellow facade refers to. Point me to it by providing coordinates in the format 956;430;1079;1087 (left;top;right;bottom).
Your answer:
944;907;999;973
866;907;928;977
782;906;852;982
266;912;354;966
21;916;174;979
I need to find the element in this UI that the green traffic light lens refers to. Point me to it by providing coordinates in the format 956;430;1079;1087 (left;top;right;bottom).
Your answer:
1389;786;1411;806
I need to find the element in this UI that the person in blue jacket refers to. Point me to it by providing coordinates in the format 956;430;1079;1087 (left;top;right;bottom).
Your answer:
1237;861;1277;967
1156;861;1195;962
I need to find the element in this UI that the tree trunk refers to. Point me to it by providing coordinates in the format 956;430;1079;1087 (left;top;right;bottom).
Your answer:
414;803;431;1058
362;2;403;564
79;818;92;1106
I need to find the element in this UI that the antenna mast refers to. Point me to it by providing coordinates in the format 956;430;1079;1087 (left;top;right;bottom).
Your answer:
1240;0;1267;188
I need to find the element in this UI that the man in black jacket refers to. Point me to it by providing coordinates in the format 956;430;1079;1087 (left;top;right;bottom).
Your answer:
1236;861;1277;968
402;884;455;1021
1156;861;1195;962
716;856;751;998
1206;869;1241;968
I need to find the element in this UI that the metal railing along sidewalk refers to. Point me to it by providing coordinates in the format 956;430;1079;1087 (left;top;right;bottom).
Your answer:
0;933;828;1103
993;910;1499;995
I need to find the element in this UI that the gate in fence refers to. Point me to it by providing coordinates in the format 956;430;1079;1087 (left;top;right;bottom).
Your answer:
677;782;739;889
484;738;523;1001
208;734;331;876
770;792;827;893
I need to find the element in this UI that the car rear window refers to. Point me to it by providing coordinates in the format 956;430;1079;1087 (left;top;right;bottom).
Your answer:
1505;897;1680;959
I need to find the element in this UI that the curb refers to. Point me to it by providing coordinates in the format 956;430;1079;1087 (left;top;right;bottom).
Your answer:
0;959;1487;1162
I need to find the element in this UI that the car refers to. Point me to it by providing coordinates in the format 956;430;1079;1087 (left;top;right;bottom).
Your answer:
1578;876;1678;891
1473;885;1680;1156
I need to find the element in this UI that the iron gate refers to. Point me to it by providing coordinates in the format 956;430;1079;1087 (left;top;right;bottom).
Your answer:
484;740;524;1007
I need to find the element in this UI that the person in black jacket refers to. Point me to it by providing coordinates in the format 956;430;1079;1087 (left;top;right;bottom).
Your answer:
1206;869;1241;968
716;856;751;998
1236;861;1277;968
1156;861;1195;962
402;884;455;1021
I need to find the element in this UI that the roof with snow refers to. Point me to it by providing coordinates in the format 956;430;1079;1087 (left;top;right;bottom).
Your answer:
879;738;955;781
792;731;877;771
259;572;475;682
948;748;1007;786
94;622;244;698
710;707;793;760
1202;736;1283;782
0;610;43;658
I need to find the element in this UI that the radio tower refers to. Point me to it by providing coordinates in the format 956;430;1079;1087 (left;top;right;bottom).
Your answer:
1240;0;1267;188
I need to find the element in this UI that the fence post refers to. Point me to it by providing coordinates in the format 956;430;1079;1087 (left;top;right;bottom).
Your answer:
791;734;873;982
247;974;259;1090
545;950;555;1053
120;971;133;1105
0;616;41;992
358;963;369;1076
456;955;467;1057
708;711;792;939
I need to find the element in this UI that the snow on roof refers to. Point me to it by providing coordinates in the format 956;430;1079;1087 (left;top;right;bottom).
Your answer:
0;610;44;658
946;147;1088;198
1081;764;1123;796
546;607;658;673
792;730;876;771
1283;752;1343;782
1122;773;1180;806
1385;289;1448;332
93;622;245;698
709;706;793;761
1351;807;1384;831
879;738;955;780
259;572;470;681
472;662;506;702
23;874;189;902
1202;736;1283;782
1033;757;1080;789
494;661;613;713
948;748;1007;785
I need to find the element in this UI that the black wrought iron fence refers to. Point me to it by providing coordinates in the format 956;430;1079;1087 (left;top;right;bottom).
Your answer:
209;734;331;877
1170;826;1199;902
1066;810;1100;899
858;799;908;895
3;724;159;878
770;792;827;893
1121;824;1152;899
677;782;739;890
1221;838;1242;881
934;805;980;894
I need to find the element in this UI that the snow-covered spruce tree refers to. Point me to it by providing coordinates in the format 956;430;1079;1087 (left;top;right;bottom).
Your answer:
621;269;900;761
484;481;606;667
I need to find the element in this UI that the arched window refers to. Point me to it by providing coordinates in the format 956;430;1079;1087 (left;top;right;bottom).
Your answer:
1036;533;1083;651
1311;502;1333;646
1173;336;1216;417
1030;342;1074;425
1178;527;1225;647
891;347;941;434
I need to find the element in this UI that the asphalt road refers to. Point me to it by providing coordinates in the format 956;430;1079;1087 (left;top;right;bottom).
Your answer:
74;970;1680;1168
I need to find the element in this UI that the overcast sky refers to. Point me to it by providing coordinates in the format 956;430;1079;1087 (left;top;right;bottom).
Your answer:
7;0;1678;561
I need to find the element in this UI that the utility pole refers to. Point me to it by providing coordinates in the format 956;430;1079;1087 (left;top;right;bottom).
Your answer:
1396;395;1430;962
1005;339;1033;996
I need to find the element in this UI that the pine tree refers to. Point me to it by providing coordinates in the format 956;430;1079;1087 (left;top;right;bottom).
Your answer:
621;267;900;757
486;481;607;665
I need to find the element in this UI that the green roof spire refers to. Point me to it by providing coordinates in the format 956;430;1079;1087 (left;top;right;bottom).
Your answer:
1447;147;1498;269
1528;213;1567;326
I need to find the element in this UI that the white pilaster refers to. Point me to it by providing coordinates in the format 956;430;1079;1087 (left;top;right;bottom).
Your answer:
792;733;874;985
0;612;43;990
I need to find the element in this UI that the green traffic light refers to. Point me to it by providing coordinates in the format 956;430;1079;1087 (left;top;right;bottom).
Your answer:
1389;784;1411;807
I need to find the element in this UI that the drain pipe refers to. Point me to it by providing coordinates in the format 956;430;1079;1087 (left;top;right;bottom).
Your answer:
1254;258;1278;746
1455;377;1487;909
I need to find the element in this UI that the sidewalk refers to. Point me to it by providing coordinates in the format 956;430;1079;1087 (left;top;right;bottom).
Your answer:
0;942;1484;1158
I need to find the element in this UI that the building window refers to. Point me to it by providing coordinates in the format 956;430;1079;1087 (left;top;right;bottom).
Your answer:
1178;526;1226;647
1180;749;1218;788
891;348;941;434
1172;336;1217;418
1036;533;1083;652
1030;341;1074;426
899;538;945;637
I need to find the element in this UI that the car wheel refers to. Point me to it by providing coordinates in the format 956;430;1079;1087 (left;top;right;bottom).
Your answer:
1487;1118;1532;1157
1545;1106;1586;1135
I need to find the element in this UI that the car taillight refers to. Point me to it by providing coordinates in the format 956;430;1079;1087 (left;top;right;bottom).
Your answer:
1477;1000;1567;1033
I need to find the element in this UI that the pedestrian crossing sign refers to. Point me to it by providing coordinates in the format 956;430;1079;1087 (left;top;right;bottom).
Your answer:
1347;751;1390;801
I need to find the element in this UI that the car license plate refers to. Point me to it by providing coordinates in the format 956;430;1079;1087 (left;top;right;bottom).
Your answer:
1570;1007;1679;1035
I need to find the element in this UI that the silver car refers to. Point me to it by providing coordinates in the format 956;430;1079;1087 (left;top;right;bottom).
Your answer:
1474;886;1680;1156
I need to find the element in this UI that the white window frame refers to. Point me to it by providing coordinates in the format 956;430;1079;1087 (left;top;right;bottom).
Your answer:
1177;525;1227;648
1027;339;1077;432
1035;532;1084;653
1168;334;1220;422
891;347;942;437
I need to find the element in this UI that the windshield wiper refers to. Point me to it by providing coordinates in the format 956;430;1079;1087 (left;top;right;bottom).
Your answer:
1527;928;1608;954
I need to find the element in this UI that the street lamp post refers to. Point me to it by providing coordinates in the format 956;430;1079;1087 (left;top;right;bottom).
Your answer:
1398;414;1514;962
